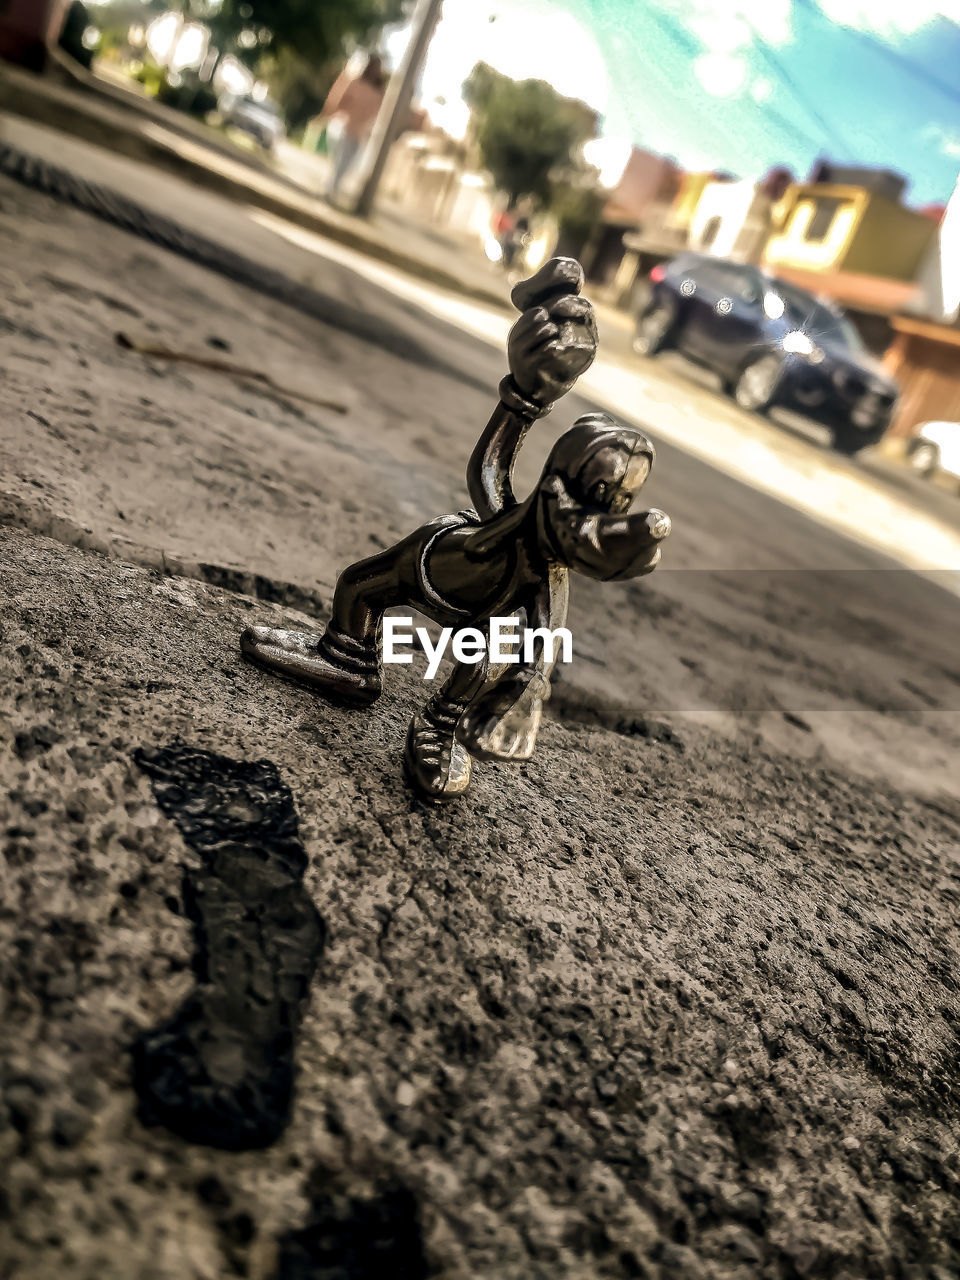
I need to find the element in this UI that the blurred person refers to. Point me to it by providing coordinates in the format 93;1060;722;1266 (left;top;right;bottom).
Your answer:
312;54;387;200
493;205;516;246
510;211;531;264
496;204;534;275
494;205;532;271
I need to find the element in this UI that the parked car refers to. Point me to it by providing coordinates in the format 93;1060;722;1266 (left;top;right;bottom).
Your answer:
220;94;285;151
905;421;960;484
633;253;900;454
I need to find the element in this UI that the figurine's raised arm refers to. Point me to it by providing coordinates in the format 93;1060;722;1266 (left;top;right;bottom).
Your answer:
467;258;599;520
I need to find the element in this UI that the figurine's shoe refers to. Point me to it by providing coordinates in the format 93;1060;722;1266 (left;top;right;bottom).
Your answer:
404;711;473;802
457;673;548;762
240;626;381;707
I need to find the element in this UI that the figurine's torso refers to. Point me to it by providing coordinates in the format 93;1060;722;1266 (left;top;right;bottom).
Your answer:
423;509;565;630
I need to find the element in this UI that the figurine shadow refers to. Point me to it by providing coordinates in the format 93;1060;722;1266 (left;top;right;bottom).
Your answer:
132;742;325;1151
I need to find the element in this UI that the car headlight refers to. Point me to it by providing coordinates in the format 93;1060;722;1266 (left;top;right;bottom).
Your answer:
781;330;814;356
780;331;825;363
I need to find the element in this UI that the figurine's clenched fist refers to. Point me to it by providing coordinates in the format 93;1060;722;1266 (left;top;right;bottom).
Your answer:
507;258;599;408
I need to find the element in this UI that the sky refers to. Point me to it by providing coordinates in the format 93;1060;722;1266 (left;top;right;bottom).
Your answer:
391;0;960;205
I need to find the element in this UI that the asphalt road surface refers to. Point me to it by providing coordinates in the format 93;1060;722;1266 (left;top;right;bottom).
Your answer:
3;155;960;1280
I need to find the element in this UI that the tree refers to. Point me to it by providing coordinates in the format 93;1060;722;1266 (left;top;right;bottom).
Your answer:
255;46;344;134
464;62;598;209
550;178;607;259
58;0;96;69
209;0;406;70
207;0;409;130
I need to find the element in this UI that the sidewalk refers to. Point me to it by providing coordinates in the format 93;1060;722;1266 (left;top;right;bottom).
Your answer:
0;59;513;313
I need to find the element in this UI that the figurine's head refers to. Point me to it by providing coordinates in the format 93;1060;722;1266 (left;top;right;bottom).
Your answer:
534;413;670;581
544;414;655;513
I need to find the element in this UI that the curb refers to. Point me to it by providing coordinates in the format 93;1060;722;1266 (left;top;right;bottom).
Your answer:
0;489;328;617
0;138;499;393
0;66;513;316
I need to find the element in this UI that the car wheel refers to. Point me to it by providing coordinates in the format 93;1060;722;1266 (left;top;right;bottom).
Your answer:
831;426;871;457
907;439;940;478
632;300;675;357
734;355;781;414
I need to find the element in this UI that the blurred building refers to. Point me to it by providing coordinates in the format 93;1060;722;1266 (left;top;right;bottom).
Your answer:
381;123;496;244
806;160;907;201
602;147;684;227
607;166;735;306
664;170;729;243
688;179;769;260
883;174;960;439
608;152;960;446
909;179;960;327
0;0;69;69
613;167;798;306
752;169;940;352
686;168;793;262
764;178;937;283
584;147;683;290
616;160;938;332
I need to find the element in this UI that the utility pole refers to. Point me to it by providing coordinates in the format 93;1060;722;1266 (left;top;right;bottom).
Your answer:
353;0;444;218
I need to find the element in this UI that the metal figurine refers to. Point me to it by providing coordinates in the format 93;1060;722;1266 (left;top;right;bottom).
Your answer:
241;258;671;801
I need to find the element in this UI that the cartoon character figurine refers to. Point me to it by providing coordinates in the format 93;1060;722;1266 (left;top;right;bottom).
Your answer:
240;258;671;801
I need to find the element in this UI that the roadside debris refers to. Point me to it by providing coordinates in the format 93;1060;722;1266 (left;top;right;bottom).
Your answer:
115;331;349;414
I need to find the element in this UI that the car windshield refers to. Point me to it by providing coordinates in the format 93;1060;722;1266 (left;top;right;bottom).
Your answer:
771;282;865;352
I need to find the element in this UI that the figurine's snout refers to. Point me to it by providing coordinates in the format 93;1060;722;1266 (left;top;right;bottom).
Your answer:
647;509;672;540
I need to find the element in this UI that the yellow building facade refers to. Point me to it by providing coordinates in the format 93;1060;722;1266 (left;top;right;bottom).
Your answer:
764;183;938;280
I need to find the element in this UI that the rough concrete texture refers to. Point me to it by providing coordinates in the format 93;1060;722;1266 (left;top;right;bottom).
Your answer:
5;527;960;1280
3;176;960;1278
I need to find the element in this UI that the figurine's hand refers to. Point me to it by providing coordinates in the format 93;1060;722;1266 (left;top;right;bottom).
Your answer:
507;293;599;407
509;257;584;311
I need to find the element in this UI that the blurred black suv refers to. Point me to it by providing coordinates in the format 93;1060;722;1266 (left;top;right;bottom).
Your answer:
633;253;899;454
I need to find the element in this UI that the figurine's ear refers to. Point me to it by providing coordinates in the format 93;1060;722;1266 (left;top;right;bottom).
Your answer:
510;258;584;311
572;411;618;431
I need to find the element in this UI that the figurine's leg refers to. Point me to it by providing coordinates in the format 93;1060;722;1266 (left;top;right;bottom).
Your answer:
404;650;490;802
456;660;553;763
240;546;406;707
457;594;564;763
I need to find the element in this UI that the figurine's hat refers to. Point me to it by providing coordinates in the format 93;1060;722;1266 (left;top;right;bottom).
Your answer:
543;413;655;506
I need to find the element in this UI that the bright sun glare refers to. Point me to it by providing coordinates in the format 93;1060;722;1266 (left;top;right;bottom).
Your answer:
386;0;610;142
